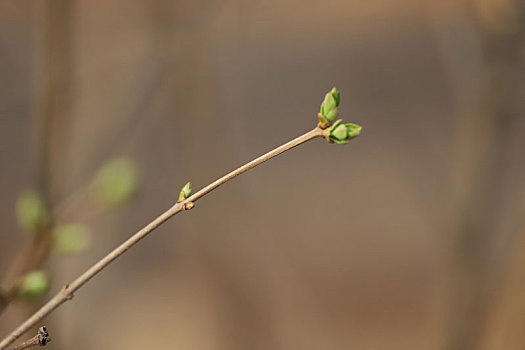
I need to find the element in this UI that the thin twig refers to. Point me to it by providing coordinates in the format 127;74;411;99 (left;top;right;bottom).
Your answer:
0;127;324;349
10;327;50;350
0;232;53;315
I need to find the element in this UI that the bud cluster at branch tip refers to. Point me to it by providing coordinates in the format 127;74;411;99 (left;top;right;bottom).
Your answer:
177;182;192;203
317;87;362;143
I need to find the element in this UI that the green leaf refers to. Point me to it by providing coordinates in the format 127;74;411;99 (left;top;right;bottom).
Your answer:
16;190;48;233
94;157;141;207
53;224;91;254
18;271;50;299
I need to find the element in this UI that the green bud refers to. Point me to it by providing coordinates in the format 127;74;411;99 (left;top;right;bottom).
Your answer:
331;121;348;141
94;157;141;207
18;271;50;299
345;123;362;139
322;92;337;114
53;224;91;254
324;107;339;123
318;87;341;128
323;120;362;144
177;182;192;203
16;190;48;233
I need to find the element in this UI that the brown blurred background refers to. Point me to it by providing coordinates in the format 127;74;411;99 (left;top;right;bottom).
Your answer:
1;0;524;349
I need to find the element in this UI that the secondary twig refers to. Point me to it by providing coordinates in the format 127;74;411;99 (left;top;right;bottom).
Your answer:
0;229;53;315
10;327;50;350
0;127;324;349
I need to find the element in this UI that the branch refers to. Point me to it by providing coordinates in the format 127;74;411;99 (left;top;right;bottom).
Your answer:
0;127;326;349
0;87;362;349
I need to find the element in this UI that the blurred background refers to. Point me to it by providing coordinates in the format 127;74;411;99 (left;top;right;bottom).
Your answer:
1;0;524;349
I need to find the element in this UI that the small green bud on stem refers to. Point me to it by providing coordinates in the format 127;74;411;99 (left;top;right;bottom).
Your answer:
323;120;362;144
318;87;341;129
177;182;192;203
183;202;195;210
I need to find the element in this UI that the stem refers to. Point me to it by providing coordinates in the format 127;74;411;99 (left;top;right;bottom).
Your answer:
10;327;50;350
0;127;323;349
10;337;40;350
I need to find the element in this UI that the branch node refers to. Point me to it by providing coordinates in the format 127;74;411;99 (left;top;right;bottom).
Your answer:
60;287;74;301
183;202;195;211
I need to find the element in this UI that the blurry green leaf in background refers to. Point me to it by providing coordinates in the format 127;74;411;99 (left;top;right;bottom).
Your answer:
53;224;91;254
17;271;50;299
15;190;48;233
93;157;141;207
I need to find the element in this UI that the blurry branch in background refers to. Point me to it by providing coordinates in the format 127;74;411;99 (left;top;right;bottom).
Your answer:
0;158;141;314
0;0;142;310
0;0;74;316
0;0;148;316
1;0;161;321
445;0;525;349
0;88;362;349
55;157;142;224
